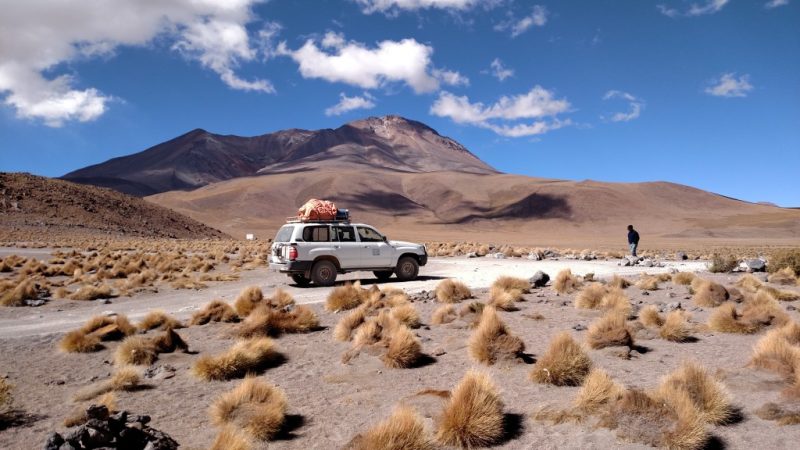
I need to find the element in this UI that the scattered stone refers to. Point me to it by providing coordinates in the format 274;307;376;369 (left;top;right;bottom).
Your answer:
676;252;688;261
24;299;47;307
527;252;542;261
572;324;587;331
743;258;767;272
432;348;446;356
143;365;176;380
638;259;654;267
666;302;682;311
466;252;478;258
529;270;550;288
642;291;650;296
492;252;506;259
787;305;797;312
44;407;177;450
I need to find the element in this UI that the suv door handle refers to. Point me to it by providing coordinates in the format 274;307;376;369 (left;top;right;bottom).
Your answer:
333;245;341;249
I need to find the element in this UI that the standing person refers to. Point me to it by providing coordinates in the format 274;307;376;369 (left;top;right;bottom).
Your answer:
627;225;640;257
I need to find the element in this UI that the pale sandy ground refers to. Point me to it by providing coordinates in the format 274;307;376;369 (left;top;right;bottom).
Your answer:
1;254;799;450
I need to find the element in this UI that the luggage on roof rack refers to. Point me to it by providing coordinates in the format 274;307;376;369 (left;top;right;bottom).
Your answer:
292;199;351;223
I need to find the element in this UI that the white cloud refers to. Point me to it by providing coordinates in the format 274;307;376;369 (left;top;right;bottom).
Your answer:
765;0;790;8
489;58;514;81
494;5;548;37
278;34;444;93
433;68;470;86
704;73;754;97
325;92;376;116
430;86;571;137
356;0;479;14
0;0;272;127
658;0;729;17
602;90;644;122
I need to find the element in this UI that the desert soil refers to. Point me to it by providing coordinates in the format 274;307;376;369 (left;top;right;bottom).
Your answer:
1;253;799;449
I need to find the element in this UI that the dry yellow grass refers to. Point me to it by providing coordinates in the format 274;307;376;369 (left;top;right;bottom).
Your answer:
381;325;423;369
768;267;797;285
658;362;732;425
191;300;240;325
210;377;287;441
635;276;660;291
435;279;472;303
326;282;365;312
759;285;800;302
468;306;525;365
63;392;117;427
736;274;763;293
238;304;320;337
346;405;435;450
73;366;141;402
692;280;729;307
586;311;633;349
0;279;40;306
210;426;253;450
391;304;421;329
114;335;158;366
599;287;632;315
639;305;664;328
672;272;696;285
574;368;624;414
234;286;264;317
0;378;11;411
333;307;367;341
193;337;282;381
137;310;183;331
708;303;758;334
431;304;457;325
574;283;608;309
554;269;582;294
608;275;632;289
660;310;693;342
436;371;505;448
530;332;592;386
69;284;114;301
749;330;800;379
59;330;103;353
754;402;800;426
741;290;790;328
490;276;530;301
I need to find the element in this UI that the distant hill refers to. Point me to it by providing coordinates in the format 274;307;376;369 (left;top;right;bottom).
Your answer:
0;173;227;240
62;115;496;196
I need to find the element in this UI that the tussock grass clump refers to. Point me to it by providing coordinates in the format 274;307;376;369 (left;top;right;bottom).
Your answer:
735;274;763;293
210;426;253;450
608;275;632;289
59;314;136;353
488;290;518;311
673;272;696;285
755;402;800;426
635;276;660;291
391;304;421;329
660;310;693;342
334;307;367;341
59;330;103;353
768;267;797;285
468;306;525;364
114;335;159;366
574;368;624;414
708;303;758;334
599;288;632;315
436;371;505;448
554;269;582;294
709;254;738;273
658;362;732;425
742;290;790;326
749;329;800;379
435;279;472;303
768;249;800;275
151;328;189;353
63;392;116;427
211;377;287;441
0;279;40;306
381;325;423;369
530;332;592;386
237;304;319;337
137;310;183;331
431;305;457;325
0;378;11;411
639;305;664;328
191;300;239;325
326;282;366;312
193;337;282;381
489;276;529;302
575;283;608;309
69;284;114;301
234;286;264;317
692;280;729;307
73;367;142;402
586;311;633;350
760;285;800;302
602;389;707;450
347;405;434;450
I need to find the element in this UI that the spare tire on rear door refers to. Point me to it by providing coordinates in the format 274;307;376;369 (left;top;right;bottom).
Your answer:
394;256;419;282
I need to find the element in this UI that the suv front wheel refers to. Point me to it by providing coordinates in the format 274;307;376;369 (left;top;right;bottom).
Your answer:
311;260;338;287
394;256;419;282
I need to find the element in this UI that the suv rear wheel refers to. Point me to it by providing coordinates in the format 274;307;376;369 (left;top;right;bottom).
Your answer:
394;256;419;282
373;270;393;281
311;260;337;286
291;274;311;287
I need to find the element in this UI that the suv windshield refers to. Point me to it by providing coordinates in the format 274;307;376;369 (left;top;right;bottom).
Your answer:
357;226;384;242
274;225;294;243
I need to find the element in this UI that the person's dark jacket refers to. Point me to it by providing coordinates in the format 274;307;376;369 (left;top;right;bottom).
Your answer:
628;230;640;245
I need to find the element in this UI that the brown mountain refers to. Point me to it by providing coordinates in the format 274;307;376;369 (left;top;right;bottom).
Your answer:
62;116;496;196
0;173;226;240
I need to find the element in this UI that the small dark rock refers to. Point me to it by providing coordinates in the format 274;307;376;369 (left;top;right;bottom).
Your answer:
529;270;550;288
44;433;64;450
642;291;650;296
572;324;587;331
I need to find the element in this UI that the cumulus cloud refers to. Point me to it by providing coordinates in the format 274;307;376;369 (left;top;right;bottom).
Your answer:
658;0;729;18
325;92;376;116
489;58;514;81
704;73;754;97
278;33;449;93
433;68;470;86
0;0;272;127
494;5;548;37
430;86;571;137
356;0;479;14
765;0;789;8
602;90;644;122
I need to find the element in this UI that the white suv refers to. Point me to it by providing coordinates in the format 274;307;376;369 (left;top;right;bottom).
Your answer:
269;221;428;286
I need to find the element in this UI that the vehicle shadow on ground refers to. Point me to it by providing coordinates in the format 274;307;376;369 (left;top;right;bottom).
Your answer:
290;275;447;288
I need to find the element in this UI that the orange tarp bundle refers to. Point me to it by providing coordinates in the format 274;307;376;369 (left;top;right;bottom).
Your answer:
297;199;337;221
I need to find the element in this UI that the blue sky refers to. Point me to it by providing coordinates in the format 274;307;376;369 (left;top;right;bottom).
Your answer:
1;0;798;205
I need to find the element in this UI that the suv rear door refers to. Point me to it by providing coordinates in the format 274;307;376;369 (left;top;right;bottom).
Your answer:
270;225;296;264
332;225;361;269
357;226;393;268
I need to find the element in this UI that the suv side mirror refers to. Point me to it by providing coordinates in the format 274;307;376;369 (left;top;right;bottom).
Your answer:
383;235;388;243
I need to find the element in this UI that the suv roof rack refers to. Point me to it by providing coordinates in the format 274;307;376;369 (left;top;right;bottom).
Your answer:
285;217;352;224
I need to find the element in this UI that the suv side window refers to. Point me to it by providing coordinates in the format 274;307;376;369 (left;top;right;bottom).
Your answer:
302;226;330;242
357;226;384;242
333;226;356;242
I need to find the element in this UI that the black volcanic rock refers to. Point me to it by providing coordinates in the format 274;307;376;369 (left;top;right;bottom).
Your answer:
63;116;496;196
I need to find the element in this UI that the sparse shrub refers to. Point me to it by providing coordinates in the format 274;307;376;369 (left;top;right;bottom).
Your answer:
238;304;319;337
489;276;529;304
741;290;790;327
692;280;729;307
586;311;633;349
639;305;664;328
554;269;582;294
769;267;797;285
608;275;631;289
137;310;183;331
391;304;421;328
211;426;252;450
530;332;592;386
381;325;423;368
435;279;472;303
708;303;757;334
0;279;40;306
436;371;504;448
114;335;158;366
636;276;660;291
211;377;287;441
575;283;608;309
191;300;239;325
708;254;738;273
431;305;457;325
574;368;624;414
736;273;763;293
326;282;365;312
749;329;800;379
347;405;434;450
234;286;264;317
334;307;367;341
69;284;114;301
193;337;282;381
73;367;142;401
768;248;800;275
660;310;693;342
468;306;525;364
672;272;696;285
599;288;632;315
658;362;732;425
